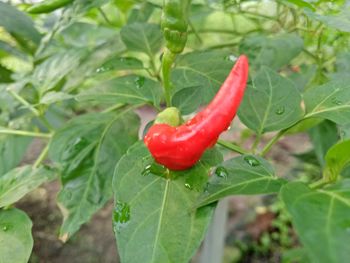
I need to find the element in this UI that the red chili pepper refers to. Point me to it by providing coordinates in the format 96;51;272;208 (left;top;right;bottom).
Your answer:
144;55;249;170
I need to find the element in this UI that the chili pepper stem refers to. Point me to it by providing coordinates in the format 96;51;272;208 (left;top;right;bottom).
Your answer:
162;49;176;107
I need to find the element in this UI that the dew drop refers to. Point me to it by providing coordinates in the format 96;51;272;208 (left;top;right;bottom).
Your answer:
275;106;285;115
185;183;192;190
225;55;236;62
331;97;342;105
215;166;228;179
135;76;145;89
113;201;130;233
1;224;11;231
244;156;260;167
141;164;151;176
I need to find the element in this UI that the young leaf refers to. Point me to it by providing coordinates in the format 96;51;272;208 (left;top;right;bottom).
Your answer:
120;23;163;55
304;77;350;124
77;75;162;107
49;110;139;240
324;139;350;181
305;9;350;33
171;50;235;113
0;135;32;176
96;56;144;73
0;208;33;263
0;165;56;208
238;67;304;134
308;120;339;167
281;181;350;263
0;2;41;45
113;143;221;263
239;34;303;70
196;155;286;207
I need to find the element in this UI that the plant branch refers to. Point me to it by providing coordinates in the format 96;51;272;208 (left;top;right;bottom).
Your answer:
161;49;176;107
33;142;50;168
7;88;40;116
260;130;286;157
0;128;52;138
217;140;249;155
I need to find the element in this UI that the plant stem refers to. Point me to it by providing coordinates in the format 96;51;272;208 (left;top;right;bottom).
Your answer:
217;140;249;155
309;178;328;189
251;134;261;153
161;49;176;107
0;128;52;138
33;142;50;168
260;130;286;156
7;88;40;116
102;103;125;113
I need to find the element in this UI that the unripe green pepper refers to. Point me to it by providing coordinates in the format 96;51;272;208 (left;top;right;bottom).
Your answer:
27;0;74;14
161;0;190;54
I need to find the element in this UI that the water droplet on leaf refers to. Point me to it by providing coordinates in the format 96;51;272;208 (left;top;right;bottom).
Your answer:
331;97;342;105
215;166;228;179
2;224;11;231
244;156;260;167
185;183;192;190
225;55;236;62
275;106;285;115
135;76;145;89
142;165;151;176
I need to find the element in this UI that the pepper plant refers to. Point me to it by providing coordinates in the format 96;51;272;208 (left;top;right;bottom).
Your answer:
1;0;350;262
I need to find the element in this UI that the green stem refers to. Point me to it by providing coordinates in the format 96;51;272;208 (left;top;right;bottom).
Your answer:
33;142;50;168
251;134;261;153
0;128;52;138
309;178;328;189
102;103;125;113
7;88;40;116
162;49;176;107
217;140;249;155
260;129;286;157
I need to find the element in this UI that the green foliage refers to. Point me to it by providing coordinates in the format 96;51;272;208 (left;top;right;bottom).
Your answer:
0;208;33;263
281;181;350;263
49;110;139;239
113;143;218;263
1;0;350;262
0;165;55;208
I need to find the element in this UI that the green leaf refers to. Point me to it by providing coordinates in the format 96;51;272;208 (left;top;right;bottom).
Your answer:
238;67;304;134
96;56;144;73
324;140;350;181
40;91;74;104
0;2;41;45
120;23;163;55
0;208;33;263
0;135;32;176
59;22;119;48
308;120;339;167
77;75;162;107
283;0;315;10
305;8;350;32
304;77;350;124
196;155;286;207
49;109;139;239
113;143;221;263
239;34;303;70
281;181;350;263
171;50;235;113
171;85;202;114
0;65;13;83
0;165;56;208
32;48;89;94
127;2;155;24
